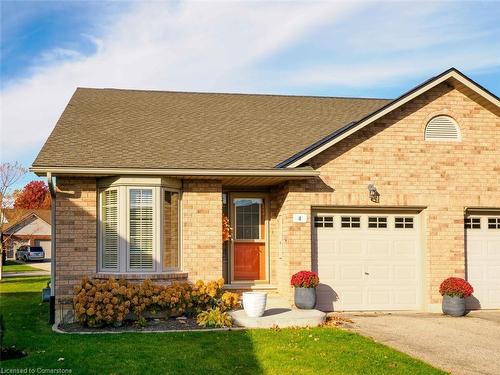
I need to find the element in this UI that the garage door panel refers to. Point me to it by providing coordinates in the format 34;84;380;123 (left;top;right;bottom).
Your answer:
487;240;500;258
394;264;416;280
338;239;363;257
365;264;392;281
366;240;391;257
337;288;364;308
393;240;417;258
366;288;391;305
394;289;418;306
487;265;500;279
466;215;500;309
340;265;364;281
314;211;421;311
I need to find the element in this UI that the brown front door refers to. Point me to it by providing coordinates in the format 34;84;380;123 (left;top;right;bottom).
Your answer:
231;195;267;281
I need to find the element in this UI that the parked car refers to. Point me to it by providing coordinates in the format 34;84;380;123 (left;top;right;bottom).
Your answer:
15;246;45;262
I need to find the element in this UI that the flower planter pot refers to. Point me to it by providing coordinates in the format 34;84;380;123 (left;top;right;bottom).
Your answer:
242;292;267;318
442;295;466;316
294;287;316;309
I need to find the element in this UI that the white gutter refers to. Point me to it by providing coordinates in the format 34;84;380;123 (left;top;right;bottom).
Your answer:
31;166;319;177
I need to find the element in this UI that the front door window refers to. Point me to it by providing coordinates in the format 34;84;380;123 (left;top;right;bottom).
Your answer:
232;196;266;281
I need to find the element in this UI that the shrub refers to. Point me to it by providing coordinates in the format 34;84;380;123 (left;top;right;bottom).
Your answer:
439;277;473;298
73;277;238;327
290;271;319;288
196;307;232;328
220;292;240;311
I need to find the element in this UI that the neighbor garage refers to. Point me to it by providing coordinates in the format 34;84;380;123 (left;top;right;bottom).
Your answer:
313;210;422;311
465;213;500;309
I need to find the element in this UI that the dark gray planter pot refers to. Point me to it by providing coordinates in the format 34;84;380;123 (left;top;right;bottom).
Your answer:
294;287;316;309
442;295;466;316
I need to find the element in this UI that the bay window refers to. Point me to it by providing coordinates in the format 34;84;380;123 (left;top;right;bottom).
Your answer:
98;178;181;273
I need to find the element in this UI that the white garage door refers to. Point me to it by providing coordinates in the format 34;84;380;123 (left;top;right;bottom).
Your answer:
313;211;422;311
466;215;500;309
35;240;51;259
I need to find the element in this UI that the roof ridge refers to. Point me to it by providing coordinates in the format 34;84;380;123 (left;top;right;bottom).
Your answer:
75;87;392;101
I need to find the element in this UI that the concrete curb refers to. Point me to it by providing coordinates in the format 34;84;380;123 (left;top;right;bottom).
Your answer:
52;323;248;335
2;271;50;278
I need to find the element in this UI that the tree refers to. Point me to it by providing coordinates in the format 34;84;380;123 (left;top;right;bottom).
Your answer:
14;181;51;209
0;162;27;280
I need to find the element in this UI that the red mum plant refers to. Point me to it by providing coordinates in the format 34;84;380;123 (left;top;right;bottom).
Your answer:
439;277;473;298
290;271;319;288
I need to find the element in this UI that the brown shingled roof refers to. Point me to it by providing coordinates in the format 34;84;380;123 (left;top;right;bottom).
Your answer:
33;89;391;170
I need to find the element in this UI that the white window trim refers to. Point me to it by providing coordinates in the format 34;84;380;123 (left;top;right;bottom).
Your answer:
98;187;120;272
98;183;182;274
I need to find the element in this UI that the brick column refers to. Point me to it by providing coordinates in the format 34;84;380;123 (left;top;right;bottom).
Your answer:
182;180;223;282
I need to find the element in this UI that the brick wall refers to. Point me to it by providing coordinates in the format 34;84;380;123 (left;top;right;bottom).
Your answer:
275;83;500;308
182;180;223;282
55;177;97;306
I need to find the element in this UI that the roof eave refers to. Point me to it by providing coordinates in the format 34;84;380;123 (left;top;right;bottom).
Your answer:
30;166;320;178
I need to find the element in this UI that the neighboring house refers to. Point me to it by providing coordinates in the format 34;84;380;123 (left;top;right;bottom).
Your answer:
31;68;499;322
1;209;52;259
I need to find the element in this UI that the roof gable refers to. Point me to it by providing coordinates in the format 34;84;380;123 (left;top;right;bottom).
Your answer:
280;68;500;168
2;209;51;232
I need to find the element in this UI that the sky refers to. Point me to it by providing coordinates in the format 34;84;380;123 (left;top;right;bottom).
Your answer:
1;0;499;188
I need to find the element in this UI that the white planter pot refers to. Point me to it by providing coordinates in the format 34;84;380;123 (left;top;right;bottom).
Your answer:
242;292;267;318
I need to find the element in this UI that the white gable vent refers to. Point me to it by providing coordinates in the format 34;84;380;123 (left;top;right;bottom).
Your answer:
424;115;461;141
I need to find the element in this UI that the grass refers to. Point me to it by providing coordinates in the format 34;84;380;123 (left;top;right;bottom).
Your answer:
0;276;445;375
1;260;42;273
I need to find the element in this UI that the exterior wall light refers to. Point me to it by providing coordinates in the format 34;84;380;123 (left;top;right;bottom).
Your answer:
368;184;380;203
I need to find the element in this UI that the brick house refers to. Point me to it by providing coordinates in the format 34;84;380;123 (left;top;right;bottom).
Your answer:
32;68;500;322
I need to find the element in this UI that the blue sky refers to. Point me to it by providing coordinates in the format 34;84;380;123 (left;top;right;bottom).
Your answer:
1;1;499;188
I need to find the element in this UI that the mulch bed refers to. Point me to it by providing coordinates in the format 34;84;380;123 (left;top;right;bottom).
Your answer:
59;317;237;333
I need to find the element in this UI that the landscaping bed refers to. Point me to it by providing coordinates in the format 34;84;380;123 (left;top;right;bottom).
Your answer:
59;316;238;333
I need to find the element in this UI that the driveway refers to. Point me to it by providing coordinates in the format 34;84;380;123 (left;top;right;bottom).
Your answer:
338;311;500;375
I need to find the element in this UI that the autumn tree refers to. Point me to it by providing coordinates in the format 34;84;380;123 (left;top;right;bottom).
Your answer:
14;181;51;209
1;162;27;279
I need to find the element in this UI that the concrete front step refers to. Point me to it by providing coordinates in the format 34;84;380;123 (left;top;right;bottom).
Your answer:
230;308;326;328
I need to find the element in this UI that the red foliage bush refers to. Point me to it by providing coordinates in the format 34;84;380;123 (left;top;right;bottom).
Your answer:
290;271;319;288
439;277;473;298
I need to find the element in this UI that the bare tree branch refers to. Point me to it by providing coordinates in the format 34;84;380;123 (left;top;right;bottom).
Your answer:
0;162;27;279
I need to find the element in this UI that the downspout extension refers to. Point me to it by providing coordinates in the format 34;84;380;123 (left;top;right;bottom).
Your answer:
47;172;56;324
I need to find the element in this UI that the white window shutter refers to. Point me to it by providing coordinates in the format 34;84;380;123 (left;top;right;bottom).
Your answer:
424;116;461;141
129;189;154;270
102;189;119;269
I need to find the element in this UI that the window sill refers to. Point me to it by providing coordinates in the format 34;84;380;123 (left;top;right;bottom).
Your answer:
93;271;188;281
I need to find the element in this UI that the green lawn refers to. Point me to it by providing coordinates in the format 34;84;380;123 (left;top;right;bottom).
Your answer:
1;260;42;273
0;276;444;375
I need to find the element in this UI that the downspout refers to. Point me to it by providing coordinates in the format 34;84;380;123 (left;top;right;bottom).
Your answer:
47;172;56;324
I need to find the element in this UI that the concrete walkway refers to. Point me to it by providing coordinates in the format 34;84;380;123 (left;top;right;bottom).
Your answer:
230;307;326;328
230;295;326;328
338;311;500;375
